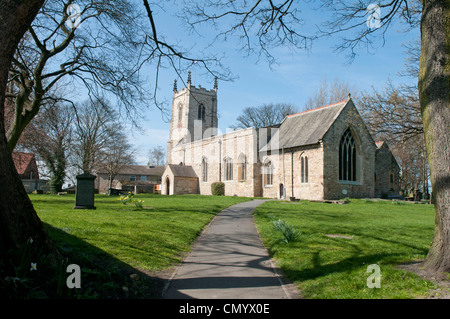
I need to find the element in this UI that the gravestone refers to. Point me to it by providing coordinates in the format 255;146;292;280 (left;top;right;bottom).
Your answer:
74;173;96;210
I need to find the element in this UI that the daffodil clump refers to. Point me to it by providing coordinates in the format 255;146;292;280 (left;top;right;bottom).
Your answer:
118;192;144;210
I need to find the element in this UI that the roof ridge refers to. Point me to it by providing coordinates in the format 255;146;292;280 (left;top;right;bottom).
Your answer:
288;99;347;118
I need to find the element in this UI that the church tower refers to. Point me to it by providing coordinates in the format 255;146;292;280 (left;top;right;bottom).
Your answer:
167;72;218;163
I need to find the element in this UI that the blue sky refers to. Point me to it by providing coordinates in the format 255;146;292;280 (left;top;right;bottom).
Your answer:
125;2;420;164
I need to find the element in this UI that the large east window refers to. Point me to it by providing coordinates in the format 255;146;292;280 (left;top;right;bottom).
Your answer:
339;128;357;182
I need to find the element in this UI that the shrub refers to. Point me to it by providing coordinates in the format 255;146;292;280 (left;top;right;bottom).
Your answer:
211;182;225;196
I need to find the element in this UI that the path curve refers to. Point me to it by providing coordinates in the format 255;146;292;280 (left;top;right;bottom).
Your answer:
163;199;297;299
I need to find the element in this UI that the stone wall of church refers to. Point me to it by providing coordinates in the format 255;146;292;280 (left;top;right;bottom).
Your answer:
375;144;400;198
170;127;261;197
174;177;199;195
321;100;376;199
260;144;325;201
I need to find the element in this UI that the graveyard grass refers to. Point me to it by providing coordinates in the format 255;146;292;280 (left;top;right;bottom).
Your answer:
31;193;250;298
253;199;438;299
30;194;439;298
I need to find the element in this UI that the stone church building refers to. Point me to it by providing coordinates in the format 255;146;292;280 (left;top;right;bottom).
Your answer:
161;74;399;200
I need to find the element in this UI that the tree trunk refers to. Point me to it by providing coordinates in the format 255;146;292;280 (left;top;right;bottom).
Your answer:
419;0;450;273
0;0;54;257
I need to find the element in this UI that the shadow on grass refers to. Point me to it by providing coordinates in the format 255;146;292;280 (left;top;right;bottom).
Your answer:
43;222;167;299
284;252;393;283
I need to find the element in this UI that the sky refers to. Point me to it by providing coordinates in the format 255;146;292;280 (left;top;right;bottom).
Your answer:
116;2;421;165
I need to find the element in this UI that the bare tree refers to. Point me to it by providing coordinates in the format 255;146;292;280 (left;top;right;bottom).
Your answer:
232;103;298;129
304;77;358;110
0;0;56;260
148;145;165;167
71;98;117;174
357;36;430;198
179;0;315;64
6;0;149;152
358;80;422;140
97;129;135;195
27;102;73;193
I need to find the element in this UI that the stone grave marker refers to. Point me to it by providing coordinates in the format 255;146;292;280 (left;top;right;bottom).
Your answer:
74;173;96;210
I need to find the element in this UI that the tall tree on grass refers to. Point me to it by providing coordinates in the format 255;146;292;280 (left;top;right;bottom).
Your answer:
30;103;73;193
6;0;149;152
71;98;117;174
0;0;53;258
0;0;225;258
98;129;135;194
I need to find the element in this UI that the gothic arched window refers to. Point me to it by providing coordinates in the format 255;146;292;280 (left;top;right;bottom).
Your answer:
198;103;206;121
178;104;183;123
238;154;246;181
301;156;308;183
202;157;208;182
264;161;273;186
339;128;357;181
224;157;233;181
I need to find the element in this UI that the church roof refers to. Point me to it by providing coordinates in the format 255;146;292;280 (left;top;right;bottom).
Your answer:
260;99;348;151
166;164;198;178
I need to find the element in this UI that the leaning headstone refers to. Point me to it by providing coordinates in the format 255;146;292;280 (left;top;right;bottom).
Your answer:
74;173;96;210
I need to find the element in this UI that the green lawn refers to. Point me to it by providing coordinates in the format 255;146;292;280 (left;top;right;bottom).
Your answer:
24;194;440;299
253;199;437;299
30;193;251;298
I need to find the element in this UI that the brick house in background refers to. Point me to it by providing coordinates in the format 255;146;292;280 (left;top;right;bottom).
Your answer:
95;165;164;194
12;152;39;179
12;152;49;193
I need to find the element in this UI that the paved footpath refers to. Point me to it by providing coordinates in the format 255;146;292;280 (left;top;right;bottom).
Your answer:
163;199;295;299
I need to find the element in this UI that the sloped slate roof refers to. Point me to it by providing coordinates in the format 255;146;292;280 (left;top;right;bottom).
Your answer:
97;165;165;176
260;100;348;151
167;164;198;178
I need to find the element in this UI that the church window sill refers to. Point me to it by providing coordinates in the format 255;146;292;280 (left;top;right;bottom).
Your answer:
338;180;361;186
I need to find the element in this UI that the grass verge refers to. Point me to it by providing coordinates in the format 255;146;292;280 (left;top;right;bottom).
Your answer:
253;199;438;299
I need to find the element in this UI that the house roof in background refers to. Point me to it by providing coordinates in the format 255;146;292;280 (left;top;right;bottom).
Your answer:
12;152;35;175
96;165;165;176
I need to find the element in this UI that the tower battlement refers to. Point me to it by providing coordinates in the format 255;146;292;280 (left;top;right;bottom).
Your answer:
167;73;218;163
